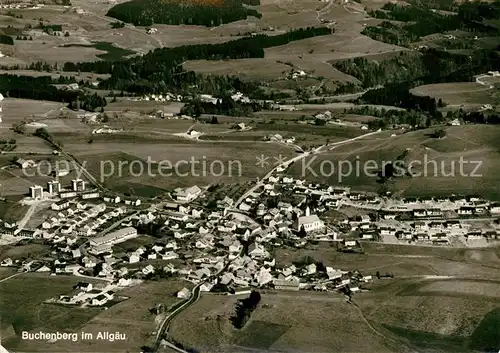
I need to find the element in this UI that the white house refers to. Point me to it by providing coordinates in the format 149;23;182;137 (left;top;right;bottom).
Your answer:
177;287;191;299
176;185;202;202
142;265;155;275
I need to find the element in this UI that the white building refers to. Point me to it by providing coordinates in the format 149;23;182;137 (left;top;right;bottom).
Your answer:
297;207;324;232
72;179;86;192
16;158;36;169
175;185;202;202
30;185;44;199
177;287;191;299
89;227;138;248
47;180;61;194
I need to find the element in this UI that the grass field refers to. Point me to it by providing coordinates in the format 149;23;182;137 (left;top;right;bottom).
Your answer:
170;291;400;353
410;82;499;106
286;125;500;200
0;273;102;336
0;267;16;280
58;41;135;61
0;242;51;262
2;275;191;352
276;242;500;278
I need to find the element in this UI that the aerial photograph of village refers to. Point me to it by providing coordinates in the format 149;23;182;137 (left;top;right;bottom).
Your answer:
1;0;500;352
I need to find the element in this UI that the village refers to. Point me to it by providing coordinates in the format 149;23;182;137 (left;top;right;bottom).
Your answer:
2;153;500;310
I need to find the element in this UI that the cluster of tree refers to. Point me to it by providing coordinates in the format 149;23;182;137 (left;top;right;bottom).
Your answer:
230;291;261;329
34;127;63;149
346;106;436;129
0;35;14;45
135;221;165;237
68;93;107;111
37;22;63;33
0;74;107;111
358;82;441;118
5;10;22;19
144;267;174;281
451;109;500;125
106;0;261;27
63;27;332;95
332;49;496;89
181;97;265;117
363;1;500;47
110;21;125;29
431;128;446;138
0;74;78;102
333;81;363;95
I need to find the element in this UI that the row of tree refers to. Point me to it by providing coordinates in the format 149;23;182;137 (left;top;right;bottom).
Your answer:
334;49;500;89
181;97;268;117
34;127;63;149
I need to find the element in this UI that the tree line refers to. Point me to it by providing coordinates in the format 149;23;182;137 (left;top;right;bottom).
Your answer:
0;74;107;111
34;127;63;149
334;49;500;89
106;0;261;27
181;96;269;117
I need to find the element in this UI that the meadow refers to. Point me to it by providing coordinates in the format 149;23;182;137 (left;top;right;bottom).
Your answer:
1;275;191;352
169;291;399;353
286;125;500;200
168;240;500;353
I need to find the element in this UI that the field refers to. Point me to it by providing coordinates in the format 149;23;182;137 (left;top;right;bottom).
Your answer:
286;124;500;200
410;82;499;107
0;0;399;68
168;240;500;353
277;241;500;277
0;274;103;339
170;292;400;353
1;275;191;352
0;242;52;262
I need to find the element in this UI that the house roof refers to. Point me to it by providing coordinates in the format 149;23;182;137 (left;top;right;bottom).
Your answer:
298;215;321;226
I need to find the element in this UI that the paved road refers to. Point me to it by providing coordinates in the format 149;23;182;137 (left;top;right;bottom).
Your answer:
153;246;246;352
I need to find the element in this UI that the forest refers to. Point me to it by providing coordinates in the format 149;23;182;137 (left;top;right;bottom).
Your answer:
363;1;500;46
106;0;261;27
334;49;500;89
63;27;333;95
0;75;107;111
0;34;14;45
